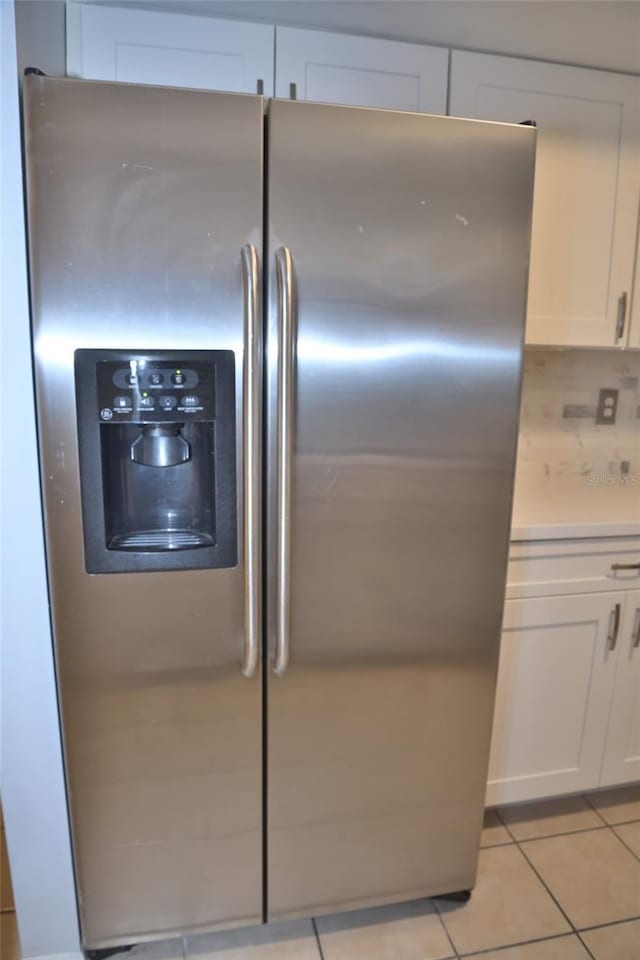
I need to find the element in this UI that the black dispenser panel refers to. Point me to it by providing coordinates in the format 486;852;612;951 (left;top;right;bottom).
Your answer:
75;349;237;574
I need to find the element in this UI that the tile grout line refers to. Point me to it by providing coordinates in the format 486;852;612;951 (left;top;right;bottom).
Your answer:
492;806;512;835
490;824;609;845
581;791;640;830
581;791;609;825
430;900;460;959
456;931;586;958
311;916;326;960
577;913;640;934
576;930;598;960
610;826;640;865
514;840;577;934
491;791;640;839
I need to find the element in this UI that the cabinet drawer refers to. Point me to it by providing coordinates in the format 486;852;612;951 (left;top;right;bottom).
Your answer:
507;538;640;599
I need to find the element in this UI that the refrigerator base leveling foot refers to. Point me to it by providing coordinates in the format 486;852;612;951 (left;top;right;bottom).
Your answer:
434;889;472;903
85;946;134;960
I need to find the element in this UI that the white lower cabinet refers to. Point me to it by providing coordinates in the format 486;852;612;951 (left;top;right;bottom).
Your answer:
489;541;640;805
601;589;640;786
487;592;621;806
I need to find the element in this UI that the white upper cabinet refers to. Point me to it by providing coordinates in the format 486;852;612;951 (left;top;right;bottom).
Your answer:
450;51;640;348
66;3;275;95
275;27;448;114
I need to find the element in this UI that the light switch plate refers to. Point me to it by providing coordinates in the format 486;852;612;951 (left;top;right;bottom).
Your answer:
596;388;619;425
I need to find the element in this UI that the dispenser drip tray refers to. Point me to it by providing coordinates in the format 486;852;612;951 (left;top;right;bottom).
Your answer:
108;530;215;552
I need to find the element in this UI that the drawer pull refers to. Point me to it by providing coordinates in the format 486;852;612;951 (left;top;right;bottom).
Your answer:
608;603;621;651
611;562;640;571
633;609;640;650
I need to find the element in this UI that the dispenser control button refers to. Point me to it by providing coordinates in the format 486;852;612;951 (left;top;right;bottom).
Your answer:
100;408;113;420
126;373;138;385
182;395;200;406
159;395;177;410
171;371;185;385
114;396;130;408
149;372;163;386
137;396;154;409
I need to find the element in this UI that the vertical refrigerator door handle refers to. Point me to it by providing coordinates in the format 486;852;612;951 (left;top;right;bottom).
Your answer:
273;246;296;676
241;244;261;678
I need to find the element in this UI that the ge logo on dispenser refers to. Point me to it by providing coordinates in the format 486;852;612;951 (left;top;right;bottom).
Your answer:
100;408;113;420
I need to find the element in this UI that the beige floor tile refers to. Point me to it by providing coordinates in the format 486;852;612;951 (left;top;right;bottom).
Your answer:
588;786;640;825
1;827;15;912
522;829;640;929
580;918;640;959
464;933;591;960
499;796;604;841
186;919;320;960
315;899;454;960
613;820;640;860
435;845;570;955
0;912;20;960
481;809;512;847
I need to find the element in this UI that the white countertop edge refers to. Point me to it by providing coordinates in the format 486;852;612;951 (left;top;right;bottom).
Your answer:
511;519;640;542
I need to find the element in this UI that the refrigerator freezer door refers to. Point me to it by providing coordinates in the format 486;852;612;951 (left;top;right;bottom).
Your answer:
24;77;264;946
266;100;535;919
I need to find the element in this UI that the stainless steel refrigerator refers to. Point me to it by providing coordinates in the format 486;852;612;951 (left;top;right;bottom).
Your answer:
23;75;536;950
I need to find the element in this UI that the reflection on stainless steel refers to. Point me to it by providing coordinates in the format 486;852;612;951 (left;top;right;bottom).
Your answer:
266;100;535;919
24;77;263;947
296;333;518;365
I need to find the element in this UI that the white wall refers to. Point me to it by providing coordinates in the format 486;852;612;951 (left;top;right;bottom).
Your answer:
15;0;66;77
0;2;81;957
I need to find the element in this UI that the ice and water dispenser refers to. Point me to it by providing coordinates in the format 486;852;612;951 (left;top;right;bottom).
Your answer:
75;350;237;573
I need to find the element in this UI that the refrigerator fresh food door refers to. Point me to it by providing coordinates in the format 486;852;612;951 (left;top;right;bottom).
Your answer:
266;100;535;919
24;77;264;947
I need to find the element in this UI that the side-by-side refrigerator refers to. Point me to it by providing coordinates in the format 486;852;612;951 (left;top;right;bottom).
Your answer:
23;75;536;949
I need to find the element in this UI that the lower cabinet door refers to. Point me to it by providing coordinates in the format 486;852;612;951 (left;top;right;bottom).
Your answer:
487;593;622;806
600;589;640;787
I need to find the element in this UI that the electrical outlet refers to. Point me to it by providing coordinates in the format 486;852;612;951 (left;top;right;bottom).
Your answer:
596;388;619;425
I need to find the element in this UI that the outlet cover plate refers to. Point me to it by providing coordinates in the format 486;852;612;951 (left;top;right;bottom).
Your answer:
596;388;619;425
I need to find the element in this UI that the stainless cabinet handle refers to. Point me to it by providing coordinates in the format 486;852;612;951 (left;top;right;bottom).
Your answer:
615;291;627;341
611;562;640;571
608;603;621;651
241;244;261;678
273;247;296;676
633;608;640;650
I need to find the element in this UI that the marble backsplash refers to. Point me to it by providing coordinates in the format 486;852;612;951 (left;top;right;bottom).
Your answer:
516;348;640;483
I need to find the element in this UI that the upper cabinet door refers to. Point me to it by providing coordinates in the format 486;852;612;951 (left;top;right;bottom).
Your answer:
450;51;640;348
275;27;447;114
66;2;275;95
